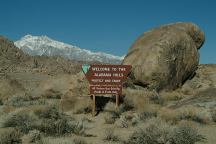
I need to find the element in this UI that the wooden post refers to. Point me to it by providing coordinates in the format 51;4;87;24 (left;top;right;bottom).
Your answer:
116;94;119;108
92;95;96;116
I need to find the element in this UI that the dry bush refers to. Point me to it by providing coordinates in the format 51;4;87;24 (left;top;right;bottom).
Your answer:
159;108;179;124
169;124;205;144
5;95;46;107
2;105;85;136
159;106;210;124
41;137;74;144
126;118;204;144
211;109;216;122
176;106;210;124
2;109;38;133
123;88;163;112
123;88;152;110
103;128;120;142
127;118;171;144
0;78;25;102
61;93;91;113
73;137;88;144
21;130;41;144
160;90;184;102
0;127;22;144
115;115;128;128
104;112;116;124
104;102;125;124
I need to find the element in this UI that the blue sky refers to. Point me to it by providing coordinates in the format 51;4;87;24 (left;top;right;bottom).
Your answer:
0;0;215;63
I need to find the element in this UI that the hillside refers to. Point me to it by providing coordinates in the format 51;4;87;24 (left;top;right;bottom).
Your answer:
0;36;86;76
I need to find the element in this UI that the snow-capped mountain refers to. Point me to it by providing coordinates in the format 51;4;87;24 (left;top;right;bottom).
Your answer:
15;35;123;64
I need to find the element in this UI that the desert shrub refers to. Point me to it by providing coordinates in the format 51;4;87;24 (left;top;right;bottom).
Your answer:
34;106;84;136
159;108;178;124
2;110;38;133
127;118;204;144
104;112;118;124
5;95;46;107
127;118;170;144
73;137;88;144
35;105;63;120
139;111;157;121
147;93;164;105
0;128;21;144
0;99;3;105
115;116;128;128
68;121;86;136
211;109;216;122
42;89;62;99
2;106;84;136
169;125;205;144
5;95;28;107
103;128;120;142
104;102;124;124
127;124;169;144
160;91;184;102
22;130;41;144
131;114;141;126
176;107;209;124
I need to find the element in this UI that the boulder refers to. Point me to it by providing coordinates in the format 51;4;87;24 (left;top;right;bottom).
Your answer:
123;22;205;91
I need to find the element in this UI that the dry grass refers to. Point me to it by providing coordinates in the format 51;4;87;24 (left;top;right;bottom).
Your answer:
159;106;211;124
0;127;22;144
211;109;216;122
21;130;41;144
160;90;185;102
126;118;204;144
176;106;210;124
159;108;179;124
103;128;121;142
1;105;87;136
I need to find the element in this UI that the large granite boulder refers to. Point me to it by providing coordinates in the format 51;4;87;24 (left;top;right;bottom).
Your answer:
123;22;205;91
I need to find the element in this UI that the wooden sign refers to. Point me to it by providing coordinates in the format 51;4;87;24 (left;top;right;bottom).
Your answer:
82;64;132;116
83;65;132;86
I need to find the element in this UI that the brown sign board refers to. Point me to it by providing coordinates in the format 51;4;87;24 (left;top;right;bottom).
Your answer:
90;85;122;95
82;64;132;116
83;65;132;85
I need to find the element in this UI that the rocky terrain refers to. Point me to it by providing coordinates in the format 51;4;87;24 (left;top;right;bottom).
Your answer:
0;22;216;144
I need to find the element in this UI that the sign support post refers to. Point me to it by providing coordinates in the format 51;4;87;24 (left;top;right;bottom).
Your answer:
115;94;119;108
92;95;96;116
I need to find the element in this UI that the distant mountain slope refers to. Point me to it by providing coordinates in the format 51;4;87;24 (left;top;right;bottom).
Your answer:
15;35;123;64
0;36;86;75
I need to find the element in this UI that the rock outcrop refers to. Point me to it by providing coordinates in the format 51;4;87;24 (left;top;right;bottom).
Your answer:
123;22;205;91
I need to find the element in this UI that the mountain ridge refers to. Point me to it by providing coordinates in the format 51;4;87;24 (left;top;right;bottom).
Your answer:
15;35;123;64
